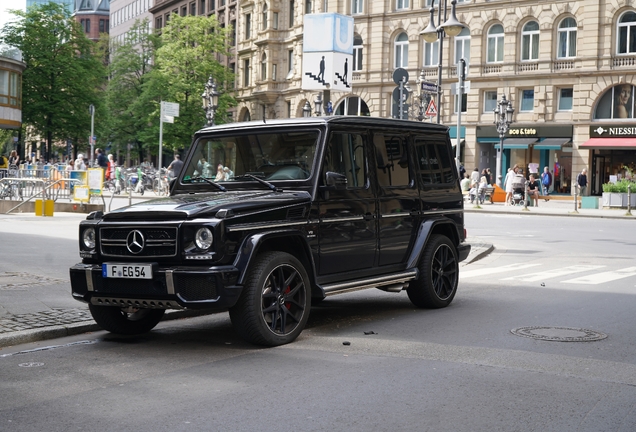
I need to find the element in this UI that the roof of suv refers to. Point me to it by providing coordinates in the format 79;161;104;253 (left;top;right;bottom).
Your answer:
196;116;450;135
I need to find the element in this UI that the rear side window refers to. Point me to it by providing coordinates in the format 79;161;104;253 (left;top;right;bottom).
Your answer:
415;137;455;185
373;133;411;187
324;132;368;188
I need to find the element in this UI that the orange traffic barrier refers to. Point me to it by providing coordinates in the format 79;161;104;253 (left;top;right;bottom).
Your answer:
490;184;507;203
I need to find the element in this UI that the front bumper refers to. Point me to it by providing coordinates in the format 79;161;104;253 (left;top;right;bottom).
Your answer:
69;263;242;310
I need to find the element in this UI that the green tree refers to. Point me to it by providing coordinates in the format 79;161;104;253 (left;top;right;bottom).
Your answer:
140;14;235;159
103;20;159;164
0;2;106;160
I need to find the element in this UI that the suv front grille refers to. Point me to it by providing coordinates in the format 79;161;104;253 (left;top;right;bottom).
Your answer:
100;226;178;258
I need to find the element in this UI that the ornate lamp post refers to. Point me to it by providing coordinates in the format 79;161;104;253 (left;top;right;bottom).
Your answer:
419;0;466;124
302;101;312;117
314;93;323;116
201;76;220;127
494;94;514;188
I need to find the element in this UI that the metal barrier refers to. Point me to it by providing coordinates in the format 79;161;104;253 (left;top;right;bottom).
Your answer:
0;167;87;203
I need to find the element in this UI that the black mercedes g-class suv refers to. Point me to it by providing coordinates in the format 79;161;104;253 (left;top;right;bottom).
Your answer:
70;116;470;346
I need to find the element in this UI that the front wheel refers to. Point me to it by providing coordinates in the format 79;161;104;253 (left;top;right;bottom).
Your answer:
88;304;165;335
229;252;311;346
407;234;458;309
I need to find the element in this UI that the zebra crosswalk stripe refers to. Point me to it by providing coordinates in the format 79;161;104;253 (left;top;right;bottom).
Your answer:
561;266;636;285
500;265;606;282
459;263;541;279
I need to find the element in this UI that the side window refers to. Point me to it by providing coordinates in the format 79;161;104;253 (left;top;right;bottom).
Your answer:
324;132;367;188
415;138;455;185
373;133;410;187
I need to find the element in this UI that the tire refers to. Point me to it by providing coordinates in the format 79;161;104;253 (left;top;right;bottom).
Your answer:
229;251;311;346
407;234;458;309
88;304;165;335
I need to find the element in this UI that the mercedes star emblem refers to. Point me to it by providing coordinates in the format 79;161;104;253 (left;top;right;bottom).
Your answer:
126;230;145;254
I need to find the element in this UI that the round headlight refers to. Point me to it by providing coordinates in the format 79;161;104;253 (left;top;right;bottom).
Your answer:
195;227;213;250
82;227;96;249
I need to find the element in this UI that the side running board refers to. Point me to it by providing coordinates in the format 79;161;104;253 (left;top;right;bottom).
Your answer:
321;269;418;297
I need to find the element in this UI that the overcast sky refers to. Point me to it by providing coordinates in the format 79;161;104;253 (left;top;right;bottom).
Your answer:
0;1;26;31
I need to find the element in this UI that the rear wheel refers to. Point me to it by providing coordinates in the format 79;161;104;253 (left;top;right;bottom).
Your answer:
88;304;165;335
407;234;458;308
229;252;311;346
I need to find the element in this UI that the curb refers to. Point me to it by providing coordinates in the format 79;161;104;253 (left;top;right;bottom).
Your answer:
464;243;494;265
0;309;213;350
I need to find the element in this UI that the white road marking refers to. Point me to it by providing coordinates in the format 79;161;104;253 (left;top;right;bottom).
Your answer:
459;263;541;279
500;265;606;282
562;266;636;285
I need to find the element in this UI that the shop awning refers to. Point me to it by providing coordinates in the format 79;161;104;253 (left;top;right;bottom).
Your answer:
534;138;571;150
503;138;538;149
449;126;465;140
477;137;499;144
580;137;636;149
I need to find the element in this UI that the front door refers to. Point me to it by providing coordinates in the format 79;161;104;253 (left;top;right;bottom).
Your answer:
592;154;606;196
318;130;377;276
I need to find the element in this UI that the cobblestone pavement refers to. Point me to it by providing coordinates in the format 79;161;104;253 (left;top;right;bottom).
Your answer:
0;308;92;333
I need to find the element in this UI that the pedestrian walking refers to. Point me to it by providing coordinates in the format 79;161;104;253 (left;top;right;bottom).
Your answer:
74;154;86;171
577;168;588;196
504;165;518;206
167;154;183;178
541;166;552;199
470;168;480;187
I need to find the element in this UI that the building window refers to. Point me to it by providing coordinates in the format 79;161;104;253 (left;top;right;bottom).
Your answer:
243;59;250;87
190;2;196;15
394;32;408;68
209;0;215;11
423;40;439;66
335;96;370;116
288;49;294;72
454;94;467;113
181;6;187;16
273;12;278;30
230;20;236;45
484;91;498;112
352;0;362;14
558;88;573;111
594;84;635;119
272;64;277;81
262;4;268;30
229;62;235;88
287;101;292;118
618;12;636;55
261;54;267;80
396;0;409;10
557;17;577;59
520;89;534;111
99;19;105;33
245;13;251;39
487;24;504;63
454;27;470;64
289;1;295;27
521;21;539;61
353;34;363;71
199;0;205;14
305;0;311;14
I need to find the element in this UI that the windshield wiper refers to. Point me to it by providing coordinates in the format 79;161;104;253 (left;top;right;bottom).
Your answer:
187;175;227;192
234;174;280;192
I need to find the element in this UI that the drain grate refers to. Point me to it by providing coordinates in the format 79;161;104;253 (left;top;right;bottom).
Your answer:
511;326;607;342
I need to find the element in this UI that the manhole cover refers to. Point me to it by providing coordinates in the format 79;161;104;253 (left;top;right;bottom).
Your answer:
511;326;607;342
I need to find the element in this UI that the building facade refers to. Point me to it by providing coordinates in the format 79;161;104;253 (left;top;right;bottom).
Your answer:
0;56;26;131
228;0;636;196
27;0;74;15
109;0;154;46
73;0;111;41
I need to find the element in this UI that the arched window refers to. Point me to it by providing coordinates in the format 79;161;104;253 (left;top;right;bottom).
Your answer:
335;96;370;116
353;34;363;71
242;110;251;122
521;21;540;61
261;53;267;80
593;84;635;120
262;4;268;30
394;32;408;68
454;27;470;64
617;12;636;55
487;24;504;63
557;17;577;58
423;40;439;66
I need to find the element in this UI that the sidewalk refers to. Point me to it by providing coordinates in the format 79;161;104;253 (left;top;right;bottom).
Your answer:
0;198;631;349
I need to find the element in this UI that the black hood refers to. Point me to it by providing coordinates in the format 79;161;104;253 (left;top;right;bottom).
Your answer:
102;190;312;221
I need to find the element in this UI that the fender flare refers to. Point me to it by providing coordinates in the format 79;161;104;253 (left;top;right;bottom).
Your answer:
233;229;318;286
406;217;461;269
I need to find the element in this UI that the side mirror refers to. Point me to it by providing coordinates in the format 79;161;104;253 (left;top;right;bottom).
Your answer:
325;171;347;189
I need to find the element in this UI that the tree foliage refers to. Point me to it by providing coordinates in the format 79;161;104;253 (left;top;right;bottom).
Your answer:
0;2;105;158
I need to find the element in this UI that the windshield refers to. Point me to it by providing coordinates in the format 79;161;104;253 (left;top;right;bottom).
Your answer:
182;130;319;184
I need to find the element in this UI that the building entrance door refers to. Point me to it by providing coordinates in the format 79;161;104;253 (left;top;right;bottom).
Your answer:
592;154;606;196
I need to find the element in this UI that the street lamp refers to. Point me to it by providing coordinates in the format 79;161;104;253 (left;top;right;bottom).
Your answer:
314;93;323;116
201;76;220;127
493;94;514;188
419;0;467;124
302;101;312;117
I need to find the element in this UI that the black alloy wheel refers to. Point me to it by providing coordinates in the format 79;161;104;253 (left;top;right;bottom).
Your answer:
229;252;311;346
407;234;458;309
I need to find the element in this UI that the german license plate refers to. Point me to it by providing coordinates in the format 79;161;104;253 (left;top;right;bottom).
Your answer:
102;263;153;279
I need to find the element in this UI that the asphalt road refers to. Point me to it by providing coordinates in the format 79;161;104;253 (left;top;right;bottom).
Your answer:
1;213;635;431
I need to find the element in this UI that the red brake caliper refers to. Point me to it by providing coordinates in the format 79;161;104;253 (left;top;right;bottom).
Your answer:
284;286;291;309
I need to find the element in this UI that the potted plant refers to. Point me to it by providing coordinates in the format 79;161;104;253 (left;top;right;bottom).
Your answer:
602;179;636;207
